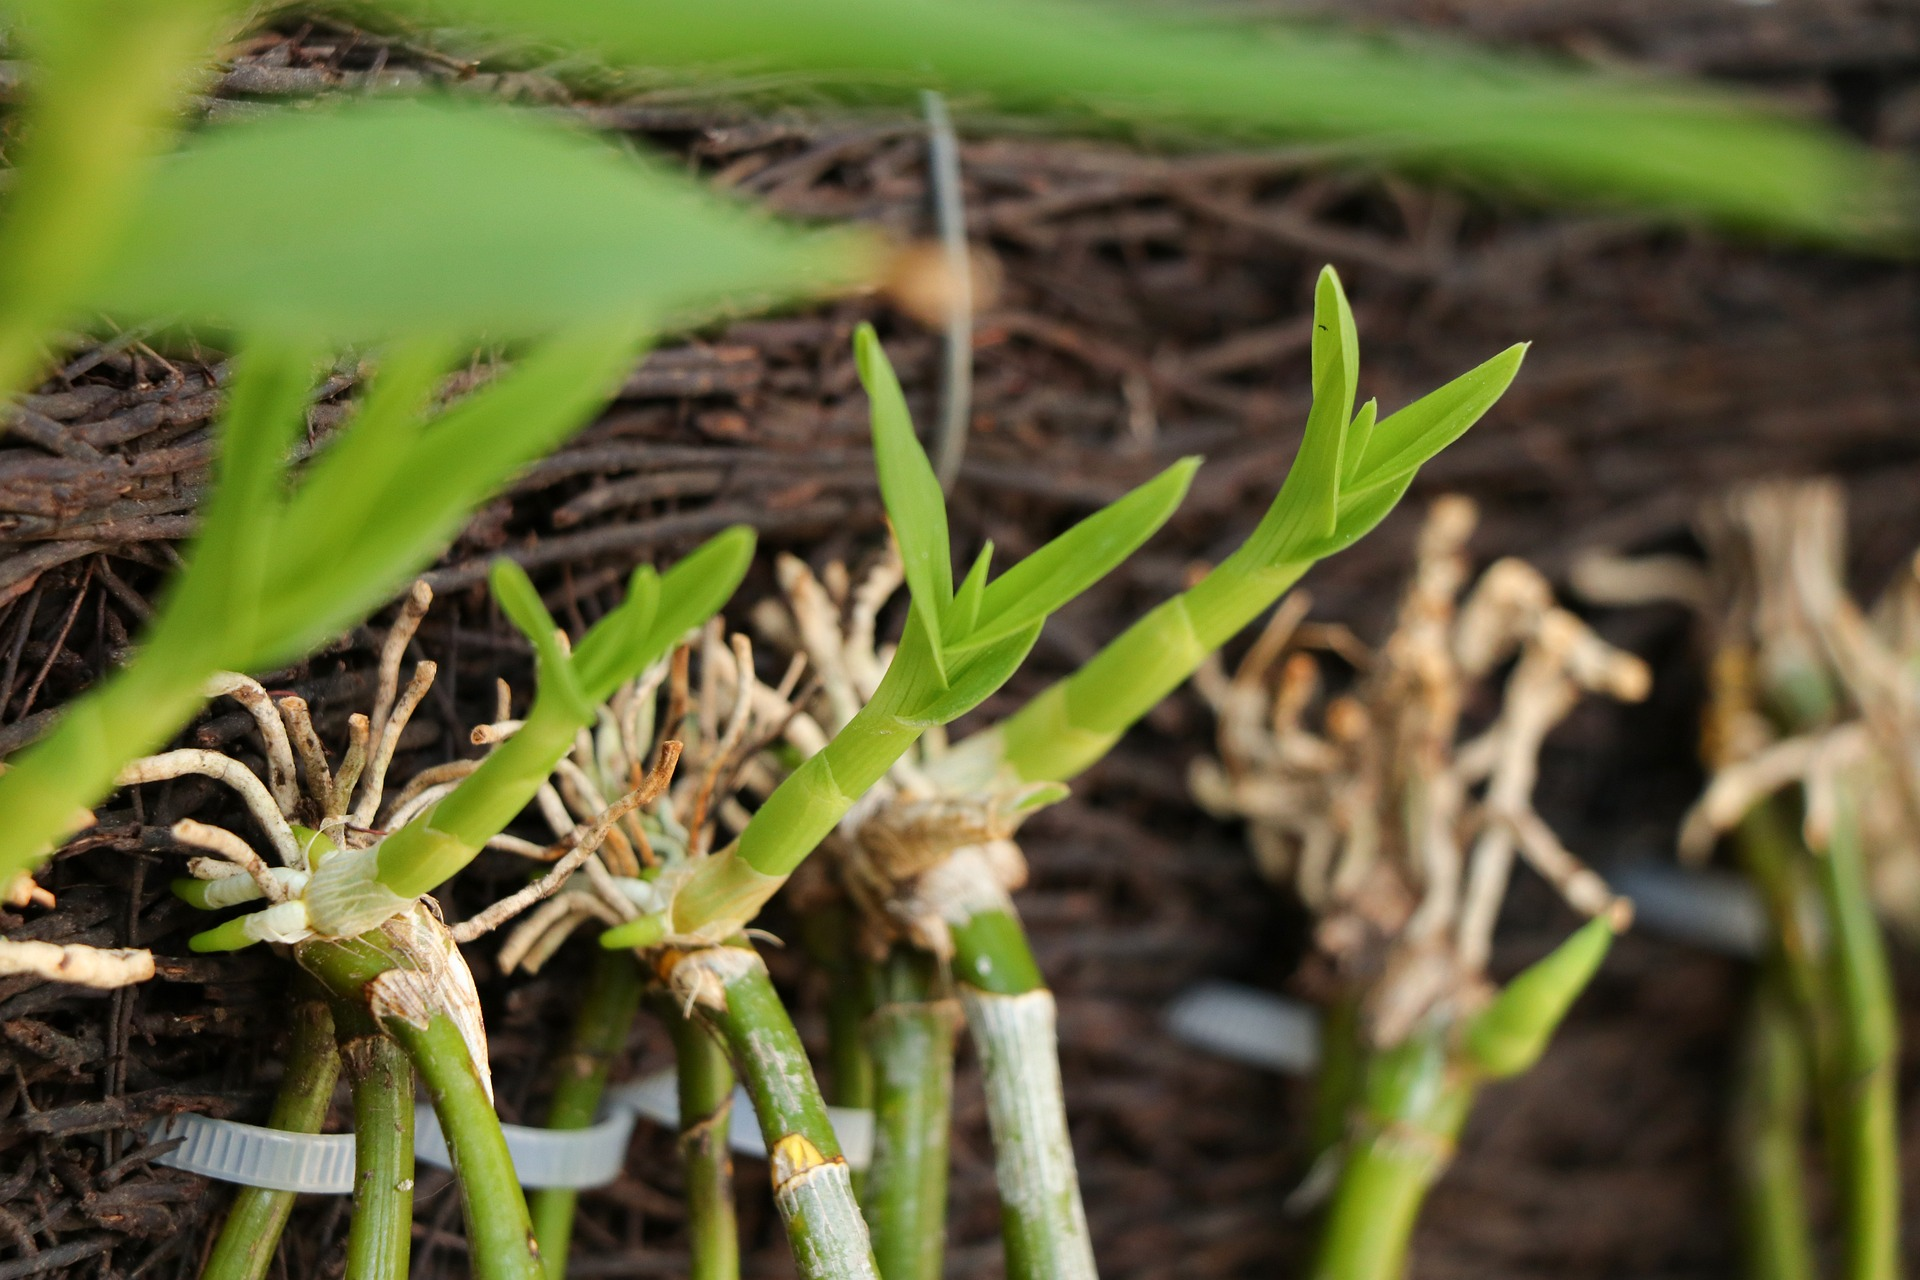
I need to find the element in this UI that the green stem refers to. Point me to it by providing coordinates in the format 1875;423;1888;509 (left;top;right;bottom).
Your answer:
201;996;341;1280
1814;788;1901;1280
299;929;543;1280
531;951;646;1280
1732;972;1817;1280
996;557;1306;784
862;947;958;1280
694;946;880;1280
1309;996;1364;1165
376;699;579;898
1308;1030;1473;1280
334;1003;416;1280
949;911;1095;1280
388;1011;543;1280
800;905;876;1114
664;998;741;1280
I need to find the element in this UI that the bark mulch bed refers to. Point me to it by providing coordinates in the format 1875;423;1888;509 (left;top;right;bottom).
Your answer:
4;6;1920;1277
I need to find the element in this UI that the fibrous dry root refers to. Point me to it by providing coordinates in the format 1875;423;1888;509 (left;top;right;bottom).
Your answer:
1193;495;1647;1049
1581;478;1920;927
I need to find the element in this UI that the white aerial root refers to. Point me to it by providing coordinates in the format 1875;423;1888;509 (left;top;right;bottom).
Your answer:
108;581;445;954
172;818;289;904
495;614;818;971
1192;496;1647;1048
0;937;154;989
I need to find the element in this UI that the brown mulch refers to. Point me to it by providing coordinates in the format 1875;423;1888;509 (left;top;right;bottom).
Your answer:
5;7;1920;1278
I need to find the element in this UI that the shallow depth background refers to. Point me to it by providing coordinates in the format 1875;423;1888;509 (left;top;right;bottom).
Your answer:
3;3;1920;1276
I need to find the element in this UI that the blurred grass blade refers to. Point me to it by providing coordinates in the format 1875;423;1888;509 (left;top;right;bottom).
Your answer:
263;329;641;666
89;98;879;343
0;0;237;400
633;525;759;659
168;342;316;660
403;0;1910;242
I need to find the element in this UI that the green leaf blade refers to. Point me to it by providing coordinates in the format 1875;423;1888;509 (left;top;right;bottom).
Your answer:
959;456;1199;653
1353;343;1527;491
857;323;952;677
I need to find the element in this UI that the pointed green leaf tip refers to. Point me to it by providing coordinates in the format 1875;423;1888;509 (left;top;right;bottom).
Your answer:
857;322;951;680
957;455;1200;654
1464;913;1617;1079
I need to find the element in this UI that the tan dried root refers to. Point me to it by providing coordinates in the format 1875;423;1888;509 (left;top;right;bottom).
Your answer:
492;616;819;972
1192;496;1646;1049
1585;479;1920;929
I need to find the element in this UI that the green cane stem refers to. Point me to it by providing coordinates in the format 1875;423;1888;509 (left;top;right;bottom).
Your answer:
300;931;544;1280
1311;917;1615;1280
1307;1030;1472;1280
200;996;341;1280
800;903;875;1203
1733;971;1818;1280
1813;786;1900;1280
1309;996;1364;1164
998;556;1307;784
862;947;959;1280
664;997;742;1280
694;947;880;1280
333;1001;417;1280
948;910;1095;1280
531;951;646;1280
376;699;580;899
387;1011;544;1280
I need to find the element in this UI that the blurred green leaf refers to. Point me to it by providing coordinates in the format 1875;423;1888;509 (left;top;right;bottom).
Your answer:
169;341;316;659
856;323;951;678
489;558;591;721
958;457;1199;653
261;328;641;665
397;0;1909;242
89;98;877;343
1465;915;1615;1078
633;524;758;660
570;565;660;701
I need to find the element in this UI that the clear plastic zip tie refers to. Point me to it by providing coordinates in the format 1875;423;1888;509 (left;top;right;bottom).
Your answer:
148;1067;873;1193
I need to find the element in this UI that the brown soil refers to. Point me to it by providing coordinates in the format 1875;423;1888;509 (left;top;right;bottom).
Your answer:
4;6;1920;1278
